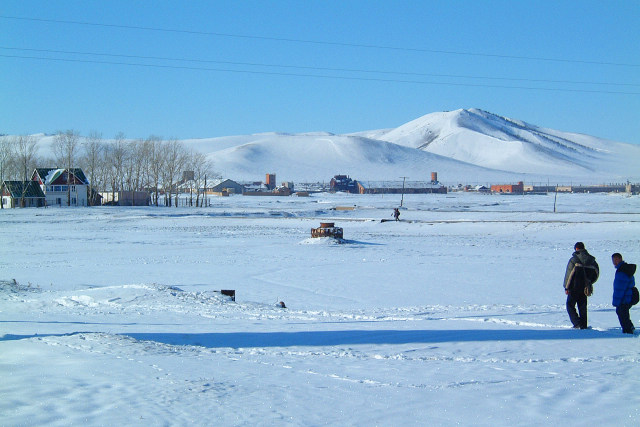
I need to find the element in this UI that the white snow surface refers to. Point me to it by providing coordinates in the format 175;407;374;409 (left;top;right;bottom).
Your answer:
2;192;640;426
28;108;640;184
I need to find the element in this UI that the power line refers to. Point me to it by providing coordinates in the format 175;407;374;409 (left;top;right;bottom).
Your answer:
2;46;637;88
3;53;639;96
2;14;639;68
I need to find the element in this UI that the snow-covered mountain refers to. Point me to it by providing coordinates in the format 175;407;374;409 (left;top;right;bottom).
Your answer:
367;109;639;179
190;108;639;183
28;108;640;184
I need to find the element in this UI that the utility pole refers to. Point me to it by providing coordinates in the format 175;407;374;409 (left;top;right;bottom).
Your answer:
399;176;407;207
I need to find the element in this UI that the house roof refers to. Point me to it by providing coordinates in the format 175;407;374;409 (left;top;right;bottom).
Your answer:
33;168;89;185
2;181;46;198
210;179;245;191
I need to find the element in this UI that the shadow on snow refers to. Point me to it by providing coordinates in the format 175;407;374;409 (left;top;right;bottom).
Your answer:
1;328;623;347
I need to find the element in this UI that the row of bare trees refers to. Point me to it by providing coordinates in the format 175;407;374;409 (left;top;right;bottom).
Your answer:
1;131;218;207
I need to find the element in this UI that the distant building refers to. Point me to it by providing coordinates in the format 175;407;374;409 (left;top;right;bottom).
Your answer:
357;181;447;194
463;185;490;193
117;191;151;206
207;179;245;195
491;181;524;194
31;168;91;206
1;180;46;208
330;175;359;193
282;181;294;192
265;173;276;190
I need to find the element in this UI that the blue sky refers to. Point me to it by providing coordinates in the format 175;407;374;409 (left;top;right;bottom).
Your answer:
1;1;639;144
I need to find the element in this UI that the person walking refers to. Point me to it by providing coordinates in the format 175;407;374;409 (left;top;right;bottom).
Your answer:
563;242;599;329
392;208;400;221
611;253;636;334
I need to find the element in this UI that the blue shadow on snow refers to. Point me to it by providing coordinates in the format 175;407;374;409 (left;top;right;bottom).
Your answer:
2;328;626;346
121;328;622;348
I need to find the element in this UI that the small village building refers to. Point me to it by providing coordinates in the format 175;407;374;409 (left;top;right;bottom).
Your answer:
265;173;277;190
207;179;245;195
356;180;447;194
330;175;359;193
242;185;292;196
1;180;46;208
32;168;91;206
491;181;524;194
116;191;151;206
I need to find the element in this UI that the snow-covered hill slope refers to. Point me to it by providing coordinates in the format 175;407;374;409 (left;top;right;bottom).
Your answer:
199;132;526;183
26;108;640;184
368;108;640;180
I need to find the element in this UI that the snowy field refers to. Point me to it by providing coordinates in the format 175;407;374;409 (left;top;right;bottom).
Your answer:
1;192;639;426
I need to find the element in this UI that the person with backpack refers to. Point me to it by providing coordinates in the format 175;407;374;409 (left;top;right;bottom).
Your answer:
611;253;637;334
563;242;599;329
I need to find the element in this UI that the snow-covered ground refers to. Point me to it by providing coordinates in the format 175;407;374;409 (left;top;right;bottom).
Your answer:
1;192;639;426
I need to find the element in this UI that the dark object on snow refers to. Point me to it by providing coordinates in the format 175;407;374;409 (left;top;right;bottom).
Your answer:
278;301;286;309
392;208;400;221
221;289;235;301
311;222;343;239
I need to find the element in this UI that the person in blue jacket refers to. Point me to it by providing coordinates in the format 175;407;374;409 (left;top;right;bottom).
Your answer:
611;253;636;334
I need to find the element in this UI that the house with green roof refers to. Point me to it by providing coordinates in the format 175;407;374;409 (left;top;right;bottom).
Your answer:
1;180;46;208
31;168;91;207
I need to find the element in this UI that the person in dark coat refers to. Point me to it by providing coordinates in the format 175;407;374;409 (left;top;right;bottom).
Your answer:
563;242;599;329
611;253;636;334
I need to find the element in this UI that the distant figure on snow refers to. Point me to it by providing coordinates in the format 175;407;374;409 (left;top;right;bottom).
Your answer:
611;253;636;334
278;301;287;309
392;208;400;221
563;242;599;329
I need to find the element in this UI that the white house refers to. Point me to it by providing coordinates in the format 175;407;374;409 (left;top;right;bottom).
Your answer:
31;168;90;207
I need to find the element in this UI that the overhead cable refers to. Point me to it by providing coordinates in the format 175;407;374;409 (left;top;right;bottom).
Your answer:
3;53;639;96
1;14;638;68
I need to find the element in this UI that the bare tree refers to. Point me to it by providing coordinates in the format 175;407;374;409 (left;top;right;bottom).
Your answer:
128;139;147;192
81;131;104;206
162;139;187;207
15;135;39;181
13;135;39;207
0;136;14;209
145;136;164;206
54;130;80;206
190;150;217;207
94;147;111;204
108;132;128;203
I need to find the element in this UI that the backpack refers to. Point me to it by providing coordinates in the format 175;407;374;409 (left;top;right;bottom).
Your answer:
620;263;637;305
573;263;598;297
